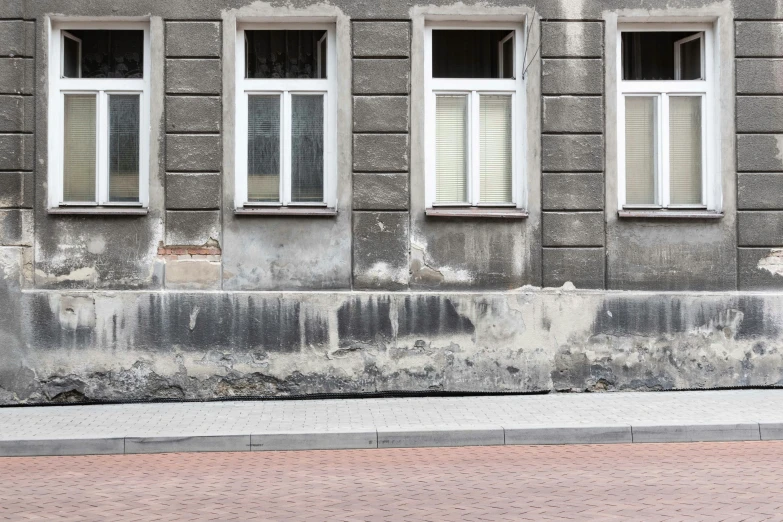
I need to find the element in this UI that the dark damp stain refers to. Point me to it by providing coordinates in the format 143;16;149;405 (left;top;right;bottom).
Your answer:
593;297;688;337
396;296;475;337
736;296;779;340
337;296;393;344
753;342;766;355
303;315;329;347
27;294;94;350
506;366;520;374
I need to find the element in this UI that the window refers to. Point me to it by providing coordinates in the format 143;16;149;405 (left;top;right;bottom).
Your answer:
424;24;524;210
48;23;150;208
235;25;336;209
618;24;716;210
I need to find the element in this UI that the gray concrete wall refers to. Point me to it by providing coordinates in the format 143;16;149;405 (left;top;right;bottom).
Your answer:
1;0;783;403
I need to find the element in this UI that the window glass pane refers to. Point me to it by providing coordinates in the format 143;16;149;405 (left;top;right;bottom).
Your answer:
63;94;97;202
108;95;140;202
479;95;512;204
622;32;702;81
625;96;656;205
246;30;327;79
291;95;324;203
432;30;514;79
501;36;514;79
669;96;702;205
679;37;702;80
63;30;144;79
435;95;468;203
319;35;328;79
247;95;281;202
63;34;80;78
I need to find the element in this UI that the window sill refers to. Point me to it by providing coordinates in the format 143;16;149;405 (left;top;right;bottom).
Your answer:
235;207;338;217
425;207;529;219
48;207;148;216
618;209;723;220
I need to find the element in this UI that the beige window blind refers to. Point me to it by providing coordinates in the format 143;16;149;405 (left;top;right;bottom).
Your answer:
63;94;97;202
669;96;702;205
479;95;512;204
435;95;468;203
625;96;656;205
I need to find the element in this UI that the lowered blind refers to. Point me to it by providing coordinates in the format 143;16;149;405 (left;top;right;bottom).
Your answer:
479;95;512;204
63;94;97;202
108;94;140;202
290;94;324;203
435;95;468;203
625;96;656;205
247;95;281;202
669;96;702;205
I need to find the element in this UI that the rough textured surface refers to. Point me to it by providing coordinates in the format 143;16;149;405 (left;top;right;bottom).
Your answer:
738;212;783;246
737;135;783;171
0;95;33;132
0;21;34;57
737;97;783;133
353;211;409;289
543;173;604;211
352;22;410;57
542;22;603;58
166;173;221;210
0;172;33;208
0;209;33;245
542;135;604;172
542;247;604;289
165;96;221;133
542;59;603;95
736;22;783;57
0;58;33;94
354;173;409;210
0;134;33;170
353;96;409;133
165;211;220;246
165;59;221;94
738;173;783;209
542;212;604;247
543;96;603;133
353;134;409;172
353;59;410;94
737;60;783;94
165;22;221;57
166;135;222;172
738;248;783;290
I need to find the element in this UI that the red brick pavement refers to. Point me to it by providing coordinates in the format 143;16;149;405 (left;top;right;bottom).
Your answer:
2;442;783;521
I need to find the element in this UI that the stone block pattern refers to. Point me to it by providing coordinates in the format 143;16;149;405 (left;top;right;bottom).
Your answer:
164;20;222;257
352;21;411;290
0;19;33;246
736;21;783;288
541;21;605;289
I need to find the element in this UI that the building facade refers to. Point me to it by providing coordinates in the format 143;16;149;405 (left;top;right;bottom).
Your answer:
1;0;783;404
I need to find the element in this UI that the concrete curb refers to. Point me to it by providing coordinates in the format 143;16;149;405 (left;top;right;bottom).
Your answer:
1;422;781;457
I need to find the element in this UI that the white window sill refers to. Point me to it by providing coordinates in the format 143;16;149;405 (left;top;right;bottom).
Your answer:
618;209;723;220
48;207;148;216
426;207;529;219
235;207;338;217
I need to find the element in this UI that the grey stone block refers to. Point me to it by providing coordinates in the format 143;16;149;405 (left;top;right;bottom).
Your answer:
353;211;409;290
354;173;409;210
738;173;783;209
543;96;603;134
165;210;220;246
737;59;783;94
760;422;783;440
353;59;410;94
166;172;221;210
0;133;33;170
505;425;631;445
353;134;409;172
0;438;125;457
631;424;760;443
736;22;783;57
125;435;249;454
0;95;33;132
377;426;504;448
737;97;783;133
0;21;34;57
737;135;783;172
738;248;783;290
542;134;604;172
166;96;221;133
738;211;783;246
166;21;221;57
542;22;603;58
353;22;410;57
0;58;33;94
251;430;377;451
542;173;604;210
736;1;783;20
353;96;409;133
542;212;604;247
166;59;221;94
0;209;32;246
166;134;221;172
542;248;605;289
0;172;33;208
542;59;602;95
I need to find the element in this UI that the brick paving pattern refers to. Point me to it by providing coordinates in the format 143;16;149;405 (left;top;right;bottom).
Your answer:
2;441;783;521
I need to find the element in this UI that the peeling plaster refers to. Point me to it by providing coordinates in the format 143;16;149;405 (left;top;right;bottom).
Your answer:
758;249;783;277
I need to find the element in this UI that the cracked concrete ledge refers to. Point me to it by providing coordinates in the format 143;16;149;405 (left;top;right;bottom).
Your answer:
1;422;781;457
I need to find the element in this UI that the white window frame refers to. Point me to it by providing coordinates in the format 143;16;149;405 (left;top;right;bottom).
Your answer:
48;21;151;209
424;22;526;209
617;23;716;211
234;23;337;209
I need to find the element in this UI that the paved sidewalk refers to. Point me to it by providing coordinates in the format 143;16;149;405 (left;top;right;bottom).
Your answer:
1;389;782;456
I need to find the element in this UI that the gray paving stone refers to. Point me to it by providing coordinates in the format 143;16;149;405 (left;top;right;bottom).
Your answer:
251;430;377;451
631;424;761;443
505;425;632;445
0;438;125;457
125;435;250;454
377;426;504;448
